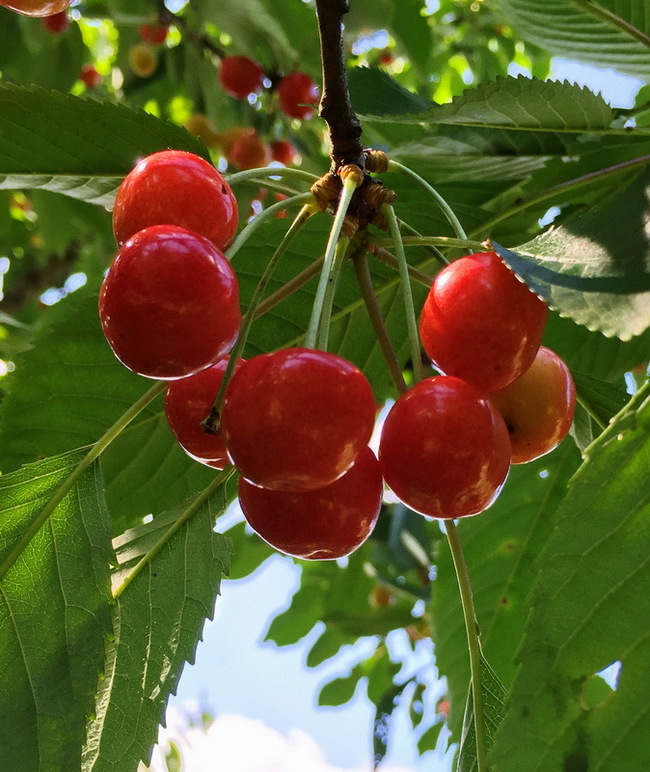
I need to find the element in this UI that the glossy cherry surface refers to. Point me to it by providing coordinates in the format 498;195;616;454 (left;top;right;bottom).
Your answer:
112;150;238;251
1;0;70;16
419;251;548;393
238;446;383;560
277;72;319;120
379;376;511;518
227;130;271;170
99;225;241;380
138;24;168;45
219;56;265;99
490;346;576;463
221;348;376;491
270;140;296;166
165;357;245;468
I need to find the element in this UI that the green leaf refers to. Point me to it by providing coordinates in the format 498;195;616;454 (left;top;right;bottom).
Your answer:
491;168;650;340
0;84;209;206
349;66;434;118
318;670;362;707
494;0;650;81
571;371;630;451
83;490;232;772
490;382;650;771
0;451;113;771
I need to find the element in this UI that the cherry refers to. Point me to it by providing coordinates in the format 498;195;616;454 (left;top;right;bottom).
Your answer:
237;446;383;560
184;114;221;149
219;56;265;99
80;64;101;89
221;348;376;492
226;129;271;170
277;72;319;120
419;251;548;393
99;225;241;380
138;23;168;46
270;139;296;166
490;346;576;464
165;357;244;468
128;43;158;78
0;0;70;16
112;150;238;251
42;9;68;32
379;376;511;519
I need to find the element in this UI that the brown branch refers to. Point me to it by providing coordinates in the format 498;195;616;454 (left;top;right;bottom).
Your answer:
315;0;364;169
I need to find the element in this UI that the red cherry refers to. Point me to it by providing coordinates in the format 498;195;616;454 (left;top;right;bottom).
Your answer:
219;56;265;99
80;64;101;88
226;129;271;171
238;446;383;560
112;150;239;251
221;348;376;492
42;9;68;32
379;376;511;519
138;23;168;46
419;251;548;392
277;72;319;120
0;0;70;16
165;357;244;468
99;225;241;380
490;346;576;464
270;139;296;165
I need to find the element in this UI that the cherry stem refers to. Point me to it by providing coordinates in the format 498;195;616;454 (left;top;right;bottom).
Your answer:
204;204;315;431
305;174;360;349
316;237;351;350
226;167;319;187
370;247;434;287
372;236;485;253
0;381;166;583
112;466;235;598
444;519;488;772
226;192;316;261
354;251;407;394
254;256;325;319
395;219;450;266
381;203;425;384
388;160;468;241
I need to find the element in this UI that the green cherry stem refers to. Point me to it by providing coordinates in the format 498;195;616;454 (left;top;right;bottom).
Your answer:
112;466;235;598
304;174;360;350
381;203;425;384
204;204;316;430
225;166;319;187
226;192;316;261
354;251;407;394
0;381;166;583
445;519;488;772
372;235;486;252
315;236;351;351
387;160;468;241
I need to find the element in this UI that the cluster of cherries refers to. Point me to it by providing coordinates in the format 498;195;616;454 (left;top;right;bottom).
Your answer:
98;150;576;562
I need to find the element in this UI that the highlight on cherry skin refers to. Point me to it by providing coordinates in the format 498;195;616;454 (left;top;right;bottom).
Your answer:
112;150;239;251
490;345;577;464
419;250;548;393
164;357;245;468
220;347;377;492
219;55;265;99
98;224;241;380
0;0;70;16
237;446;383;560
379;375;512;519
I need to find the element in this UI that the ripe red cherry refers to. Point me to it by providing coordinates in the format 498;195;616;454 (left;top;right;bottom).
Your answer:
221;348;376;492
238;446;383;560
419;251;548;393
165;357;244;468
277;72;319;120
138;23;168;46
227;129;271;170
0;0;70;16
379;376;511;519
112;150;239;251
42;9;68;32
99;225;241;380
80;64;101;88
270;139;296;166
219;56;265;99
490;346;576;464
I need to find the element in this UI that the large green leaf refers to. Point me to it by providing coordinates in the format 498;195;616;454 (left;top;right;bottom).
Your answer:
494;0;650;81
83;488;232;772
492;166;650;341
490;382;650;771
0;451;113;771
0;84;209;206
